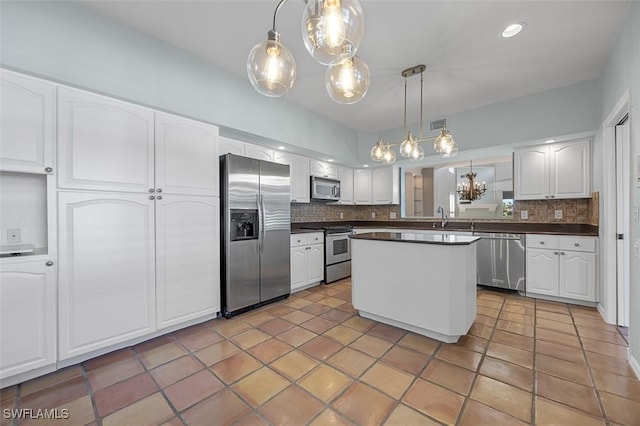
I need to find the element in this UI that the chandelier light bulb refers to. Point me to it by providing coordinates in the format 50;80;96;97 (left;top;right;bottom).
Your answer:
247;30;297;97
370;139;385;162
324;0;347;48
325;56;369;104
381;146;396;164
399;132;417;157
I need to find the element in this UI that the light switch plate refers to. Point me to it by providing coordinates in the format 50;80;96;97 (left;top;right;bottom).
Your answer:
554;209;563;219
371;211;376;219
390;211;397;219
520;210;528;220
340;212;344;219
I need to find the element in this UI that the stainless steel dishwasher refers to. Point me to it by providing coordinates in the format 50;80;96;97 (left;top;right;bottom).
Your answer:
474;233;526;292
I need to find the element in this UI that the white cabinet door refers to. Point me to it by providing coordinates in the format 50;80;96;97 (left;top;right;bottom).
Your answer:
291;246;308;291
0;259;56;379
156;195;220;329
244;143;273;162
307;244;324;284
354;169;372;204
274;152;310;203
559;251;596;301
338;166;354;204
526;248;558;296
310;160;338;179
514;145;549;200
549;139;591;199
218;136;244;156
57;87;155;193
155;112;219;196
58;191;156;360
372;167;399;204
0;70;55;174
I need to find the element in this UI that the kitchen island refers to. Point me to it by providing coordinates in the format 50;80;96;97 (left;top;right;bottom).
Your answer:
350;232;480;343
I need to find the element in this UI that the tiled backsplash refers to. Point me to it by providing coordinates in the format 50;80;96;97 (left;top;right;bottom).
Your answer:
291;192;599;226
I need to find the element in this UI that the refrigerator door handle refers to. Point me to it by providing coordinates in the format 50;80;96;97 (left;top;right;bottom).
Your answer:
259;193;265;254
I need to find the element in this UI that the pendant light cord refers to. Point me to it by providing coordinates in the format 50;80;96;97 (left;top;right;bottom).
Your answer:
403;77;408;136
419;70;424;139
272;0;289;31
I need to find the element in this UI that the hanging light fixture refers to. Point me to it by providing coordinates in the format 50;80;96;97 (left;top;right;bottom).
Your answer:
370;64;457;164
457;161;486;203
301;0;365;65
248;0;369;104
247;1;297;97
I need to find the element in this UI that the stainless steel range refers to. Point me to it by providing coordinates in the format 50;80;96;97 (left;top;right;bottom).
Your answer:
323;225;353;283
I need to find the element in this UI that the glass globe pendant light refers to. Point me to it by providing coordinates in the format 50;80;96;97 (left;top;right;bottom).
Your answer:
247;1;296;97
302;0;365;65
325;55;369;104
370;139;385;162
381;146;396;164
433;127;455;154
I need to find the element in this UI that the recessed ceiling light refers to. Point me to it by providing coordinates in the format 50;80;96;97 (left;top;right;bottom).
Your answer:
363;164;369;167
277;146;285;150
328;159;334;162
545;139;556;144
501;22;526;38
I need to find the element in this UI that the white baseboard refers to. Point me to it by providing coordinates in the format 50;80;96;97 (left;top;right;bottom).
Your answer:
629;351;640;380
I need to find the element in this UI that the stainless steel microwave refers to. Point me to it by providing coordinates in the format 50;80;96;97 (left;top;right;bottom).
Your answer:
310;176;341;201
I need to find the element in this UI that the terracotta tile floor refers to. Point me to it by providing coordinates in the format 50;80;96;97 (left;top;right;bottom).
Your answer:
1;280;638;425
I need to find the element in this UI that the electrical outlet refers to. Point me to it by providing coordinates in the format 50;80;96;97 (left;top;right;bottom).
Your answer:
7;228;21;243
554;209;563;219
339;212;344;219
520;210;528;220
390;211;397;219
371;211;376;219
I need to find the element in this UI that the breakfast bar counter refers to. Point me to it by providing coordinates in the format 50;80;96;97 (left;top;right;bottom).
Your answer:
350;232;480;343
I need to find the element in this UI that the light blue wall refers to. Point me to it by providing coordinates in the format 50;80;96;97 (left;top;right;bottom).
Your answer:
599;1;640;369
0;0;361;163
357;79;600;163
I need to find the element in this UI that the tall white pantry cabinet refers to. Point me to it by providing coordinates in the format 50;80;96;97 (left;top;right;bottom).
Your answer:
56;87;221;361
0;69;222;386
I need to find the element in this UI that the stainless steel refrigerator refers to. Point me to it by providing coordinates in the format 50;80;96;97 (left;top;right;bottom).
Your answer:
220;154;291;317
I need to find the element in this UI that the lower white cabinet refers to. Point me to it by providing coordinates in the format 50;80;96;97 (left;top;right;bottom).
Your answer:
290;233;324;292
156;195;220;329
58;191;157;360
526;235;596;302
0;258;57;380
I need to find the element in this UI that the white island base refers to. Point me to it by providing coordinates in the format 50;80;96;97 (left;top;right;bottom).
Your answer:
351;234;478;343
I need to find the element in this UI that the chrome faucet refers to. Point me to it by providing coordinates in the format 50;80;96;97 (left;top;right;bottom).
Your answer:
436;205;448;228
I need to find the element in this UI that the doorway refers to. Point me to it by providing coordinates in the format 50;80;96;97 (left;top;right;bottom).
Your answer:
615;114;630;327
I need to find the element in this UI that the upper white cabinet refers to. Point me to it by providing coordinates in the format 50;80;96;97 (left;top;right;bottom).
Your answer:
372;167;400;205
514;139;591;200
57;87;155;193
218;136;274;162
0;258;56;380
57;191;156;360
274;151;310;203
310;160;338;179
338;166;354;204
154;112;219;197
354;169;372;204
58;88;220;195
156;195;220;329
0;70;55;174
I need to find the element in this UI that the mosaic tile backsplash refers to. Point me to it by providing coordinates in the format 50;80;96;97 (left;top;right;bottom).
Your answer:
291;192;599;226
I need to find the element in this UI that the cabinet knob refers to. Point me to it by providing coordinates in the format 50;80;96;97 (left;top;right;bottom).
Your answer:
45;261;54;266
540;241;545;245
574;243;580;247
306;247;311;250
560;251;565;255
149;195;155;200
44;167;53;173
156;195;163;200
156;188;163;193
149;188;155;193
554;251;559;255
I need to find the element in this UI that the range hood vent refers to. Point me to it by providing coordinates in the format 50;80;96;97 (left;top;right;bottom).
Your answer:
430;118;446;131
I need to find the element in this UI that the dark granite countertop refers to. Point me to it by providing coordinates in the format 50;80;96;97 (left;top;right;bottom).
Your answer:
351;231;480;245
291;220;598;236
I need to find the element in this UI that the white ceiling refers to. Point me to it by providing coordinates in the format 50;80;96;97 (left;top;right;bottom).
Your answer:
75;0;630;134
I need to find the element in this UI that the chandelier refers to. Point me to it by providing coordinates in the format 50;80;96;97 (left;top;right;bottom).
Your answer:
247;0;370;104
370;64;458;164
457;161;486;203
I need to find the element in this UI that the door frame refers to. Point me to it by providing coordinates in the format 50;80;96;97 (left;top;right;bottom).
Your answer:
601;89;630;324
